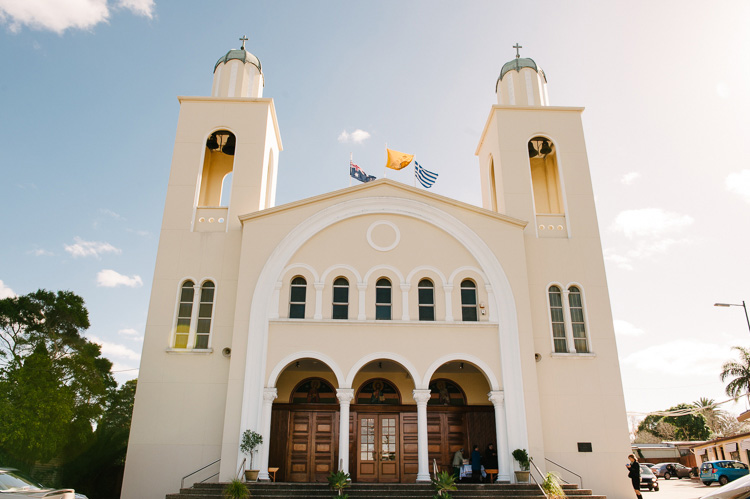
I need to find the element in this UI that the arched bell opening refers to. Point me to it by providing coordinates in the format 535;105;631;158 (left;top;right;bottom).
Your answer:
427;361;498;479
198;130;236;207
269;357;340;483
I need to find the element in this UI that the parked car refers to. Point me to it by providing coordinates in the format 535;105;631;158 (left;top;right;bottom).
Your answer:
700;473;750;499
0;468;88;499
700;461;750;486
641;464;660;491
652;462;695;479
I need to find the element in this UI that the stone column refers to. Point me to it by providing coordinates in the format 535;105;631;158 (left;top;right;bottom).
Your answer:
413;389;432;481
443;284;454;321
357;283;367;320
337;389;355;474
314;282;324;319
488;390;510;482
400;283;411;320
258;388;278;481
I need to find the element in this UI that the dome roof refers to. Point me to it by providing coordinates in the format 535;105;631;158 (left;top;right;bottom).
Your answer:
214;48;262;73
497;57;546;85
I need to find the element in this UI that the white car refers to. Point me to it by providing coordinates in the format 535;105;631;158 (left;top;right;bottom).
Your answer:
0;468;87;499
700;473;750;499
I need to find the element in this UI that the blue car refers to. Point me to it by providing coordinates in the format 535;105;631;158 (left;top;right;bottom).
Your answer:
700;460;750;486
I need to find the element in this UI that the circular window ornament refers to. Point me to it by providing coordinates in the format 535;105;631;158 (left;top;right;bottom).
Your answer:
367;220;400;252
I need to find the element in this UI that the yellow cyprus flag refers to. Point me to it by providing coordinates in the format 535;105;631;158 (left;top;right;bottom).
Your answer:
385;148;414;170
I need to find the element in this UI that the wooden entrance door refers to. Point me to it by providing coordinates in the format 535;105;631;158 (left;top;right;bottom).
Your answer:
357;414;400;482
286;411;337;482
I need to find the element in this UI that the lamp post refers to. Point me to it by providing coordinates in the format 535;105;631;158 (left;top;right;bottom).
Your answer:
714;301;750;335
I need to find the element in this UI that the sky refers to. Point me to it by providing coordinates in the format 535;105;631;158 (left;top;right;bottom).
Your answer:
1;0;749;422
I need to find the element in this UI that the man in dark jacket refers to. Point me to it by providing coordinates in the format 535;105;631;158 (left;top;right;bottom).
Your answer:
471;445;483;482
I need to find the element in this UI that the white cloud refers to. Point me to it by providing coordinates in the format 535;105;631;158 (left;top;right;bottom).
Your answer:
622;339;734;377
338;129;371;144
28;248;53;256
0;0;153;34
726;170;750;203
604;249;634;271
611;208;694;239
613;319;645;337
118;328;143;341
100;208;125;221
65;237;121;258
0;280;16;299
620;172;641;185
89;336;142;361
97;269;142;288
115;0;154;18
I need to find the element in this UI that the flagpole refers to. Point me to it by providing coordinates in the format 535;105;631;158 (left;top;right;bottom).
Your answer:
349;152;352;187
414;160;417;188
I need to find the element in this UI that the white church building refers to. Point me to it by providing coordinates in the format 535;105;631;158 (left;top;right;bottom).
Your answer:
121;41;633;499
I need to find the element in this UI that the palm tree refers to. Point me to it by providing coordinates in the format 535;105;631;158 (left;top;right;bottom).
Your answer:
720;346;750;404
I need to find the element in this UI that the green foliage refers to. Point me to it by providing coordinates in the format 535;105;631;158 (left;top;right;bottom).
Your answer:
327;470;351;496
0;289;119;492
542;471;566;499
431;470;457;497
637;404;710;441
512;449;530;471
224;478;250;499
240;430;263;469
721;347;750;403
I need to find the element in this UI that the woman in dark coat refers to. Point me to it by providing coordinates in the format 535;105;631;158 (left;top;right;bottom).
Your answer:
471;445;483;482
626;454;643;499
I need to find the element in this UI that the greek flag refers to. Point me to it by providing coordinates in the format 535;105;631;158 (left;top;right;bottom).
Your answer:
415;161;438;188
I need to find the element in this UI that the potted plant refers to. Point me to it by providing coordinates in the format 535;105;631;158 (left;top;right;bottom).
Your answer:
327;470;351;498
512;448;530;483
223;478;249;499
431;470;458;498
240;429;263;481
541;471;566;499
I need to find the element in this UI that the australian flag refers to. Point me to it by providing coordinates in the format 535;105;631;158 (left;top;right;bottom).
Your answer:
350;160;376;183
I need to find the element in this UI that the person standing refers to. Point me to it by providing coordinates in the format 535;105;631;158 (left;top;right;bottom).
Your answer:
626;454;643;499
485;443;498;470
471;445;483;483
452;448;464;481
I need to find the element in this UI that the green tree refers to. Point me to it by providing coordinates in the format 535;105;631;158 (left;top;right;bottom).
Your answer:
637;404;710;441
721;346;750;404
0;290;115;476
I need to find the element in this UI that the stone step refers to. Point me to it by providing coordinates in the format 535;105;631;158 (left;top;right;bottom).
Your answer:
166;481;605;499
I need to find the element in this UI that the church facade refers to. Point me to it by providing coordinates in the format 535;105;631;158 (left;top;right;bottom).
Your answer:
121;42;632;499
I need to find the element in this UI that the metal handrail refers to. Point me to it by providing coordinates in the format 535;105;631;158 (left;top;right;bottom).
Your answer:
529;457;549;499
181;458;221;489
236;457;247;480
544;457;583;488
200;472;219;484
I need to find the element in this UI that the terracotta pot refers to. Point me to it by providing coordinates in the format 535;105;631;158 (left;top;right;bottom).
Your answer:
514;470;530;483
244;470;260;481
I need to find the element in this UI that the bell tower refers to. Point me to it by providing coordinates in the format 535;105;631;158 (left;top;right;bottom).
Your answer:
161;36;282;236
476;44;595;240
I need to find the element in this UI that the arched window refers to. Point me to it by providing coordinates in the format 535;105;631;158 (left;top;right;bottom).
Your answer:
528;136;563;214
489;156;498;212
460;279;478;322
428;379;466;406
198;130;236;207
568;286;589;353
548;285;567;353
290;377;337;404
289;276;307;319
375;278;391;320
195;281;215;349
332;277;349;319
174;280;195;348
418;279;435;321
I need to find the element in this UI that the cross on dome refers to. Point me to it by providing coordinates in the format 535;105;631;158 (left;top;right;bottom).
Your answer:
240;35;248;50
513;43;522;58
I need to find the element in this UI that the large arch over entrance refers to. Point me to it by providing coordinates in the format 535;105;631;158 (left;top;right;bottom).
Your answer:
221;193;529;483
